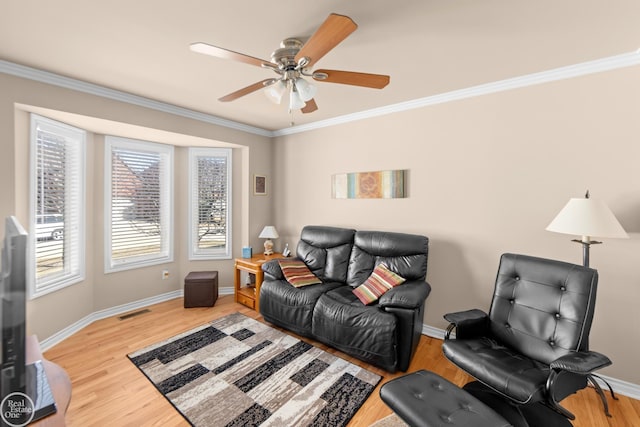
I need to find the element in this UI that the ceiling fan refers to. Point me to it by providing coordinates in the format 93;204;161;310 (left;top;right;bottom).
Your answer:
189;13;390;114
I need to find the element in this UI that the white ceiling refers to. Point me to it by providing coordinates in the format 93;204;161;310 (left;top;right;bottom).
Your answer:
2;0;639;131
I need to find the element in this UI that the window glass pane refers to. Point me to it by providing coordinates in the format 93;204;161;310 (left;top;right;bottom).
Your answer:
111;148;162;259
35;132;66;280
106;137;173;271
189;148;231;259
196;156;227;250
30;115;85;297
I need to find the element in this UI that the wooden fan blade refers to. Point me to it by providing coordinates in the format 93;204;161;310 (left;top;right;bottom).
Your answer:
313;69;390;89
301;98;318;114
218;79;275;102
190;42;277;69
295;14;357;68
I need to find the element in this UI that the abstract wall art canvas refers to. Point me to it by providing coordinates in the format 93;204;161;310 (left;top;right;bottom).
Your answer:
332;169;406;199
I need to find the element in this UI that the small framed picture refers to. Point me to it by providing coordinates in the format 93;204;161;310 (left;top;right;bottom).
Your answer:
254;175;267;195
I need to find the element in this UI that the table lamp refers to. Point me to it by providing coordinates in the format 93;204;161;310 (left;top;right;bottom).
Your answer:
259;226;279;255
546;191;628;267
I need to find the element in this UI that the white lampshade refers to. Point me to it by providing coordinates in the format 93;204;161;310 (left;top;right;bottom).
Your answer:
295;78;317;102
259;226;279;239
259;226;279;255
546;197;628;240
289;89;306;110
264;80;286;104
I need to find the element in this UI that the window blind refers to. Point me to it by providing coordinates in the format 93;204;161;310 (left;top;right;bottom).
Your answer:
106;137;173;271
189;148;232;259
30;115;85;297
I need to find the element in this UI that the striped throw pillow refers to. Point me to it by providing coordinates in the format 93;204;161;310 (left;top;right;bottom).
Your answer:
279;259;322;288
352;263;406;305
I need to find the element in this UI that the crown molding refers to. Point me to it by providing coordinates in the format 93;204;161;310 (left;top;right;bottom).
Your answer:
0;59;272;137
3;49;640;139
273;49;640;136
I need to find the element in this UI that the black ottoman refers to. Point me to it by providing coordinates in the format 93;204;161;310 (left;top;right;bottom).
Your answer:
380;370;510;427
184;271;218;308
380;370;573;427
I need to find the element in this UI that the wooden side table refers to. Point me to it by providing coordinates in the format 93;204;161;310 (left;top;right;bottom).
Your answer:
234;253;283;312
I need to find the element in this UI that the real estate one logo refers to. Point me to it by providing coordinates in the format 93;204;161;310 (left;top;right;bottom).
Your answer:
1;392;35;427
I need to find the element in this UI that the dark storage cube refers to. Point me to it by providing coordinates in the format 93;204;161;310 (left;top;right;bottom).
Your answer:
184;271;218;308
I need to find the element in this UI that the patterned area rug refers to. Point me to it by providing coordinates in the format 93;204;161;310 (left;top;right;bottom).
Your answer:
128;312;381;427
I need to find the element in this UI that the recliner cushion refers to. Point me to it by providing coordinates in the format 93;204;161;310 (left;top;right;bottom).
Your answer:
297;226;355;282
312;286;398;371
489;253;598;364
442;337;549;404
259;279;343;336
347;231;428;286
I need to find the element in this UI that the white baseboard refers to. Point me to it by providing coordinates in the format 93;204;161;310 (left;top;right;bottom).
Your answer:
39;287;235;351
421;324;640;400
422;324;448;340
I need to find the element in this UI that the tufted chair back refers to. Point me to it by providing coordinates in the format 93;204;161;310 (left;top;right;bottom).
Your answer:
489;253;598;365
347;230;429;287
297;226;356;282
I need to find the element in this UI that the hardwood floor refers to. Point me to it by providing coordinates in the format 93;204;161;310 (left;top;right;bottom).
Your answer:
43;295;640;426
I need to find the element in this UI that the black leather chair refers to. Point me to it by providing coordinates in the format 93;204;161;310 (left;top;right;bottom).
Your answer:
442;253;615;422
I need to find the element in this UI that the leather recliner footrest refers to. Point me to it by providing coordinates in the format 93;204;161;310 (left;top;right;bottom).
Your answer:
380;370;511;427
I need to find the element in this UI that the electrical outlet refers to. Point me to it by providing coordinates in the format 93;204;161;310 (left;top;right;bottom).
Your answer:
162;270;169;280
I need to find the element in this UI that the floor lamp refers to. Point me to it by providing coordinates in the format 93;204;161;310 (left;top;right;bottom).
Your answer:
546;191;628;267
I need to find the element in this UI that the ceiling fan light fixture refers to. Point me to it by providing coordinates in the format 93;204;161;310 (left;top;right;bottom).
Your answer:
294;77;317;102
289;88;306;110
264;80;286;104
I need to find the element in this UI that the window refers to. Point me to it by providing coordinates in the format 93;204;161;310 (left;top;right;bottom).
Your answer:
188;148;232;259
105;137;173;272
29;115;86;298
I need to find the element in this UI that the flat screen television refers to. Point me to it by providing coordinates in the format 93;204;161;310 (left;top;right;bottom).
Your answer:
1;216;27;400
1;216;56;424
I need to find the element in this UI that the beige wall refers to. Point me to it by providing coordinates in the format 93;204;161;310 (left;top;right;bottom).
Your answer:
2;62;639;386
272;65;640;384
0;73;273;339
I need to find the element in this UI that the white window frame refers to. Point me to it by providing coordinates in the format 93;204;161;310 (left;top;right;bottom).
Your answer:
28;114;86;298
105;136;174;273
188;147;232;260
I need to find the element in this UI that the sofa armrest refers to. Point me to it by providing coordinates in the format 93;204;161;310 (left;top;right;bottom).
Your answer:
443;309;488;339
262;259;284;281
550;351;612;374
378;280;431;310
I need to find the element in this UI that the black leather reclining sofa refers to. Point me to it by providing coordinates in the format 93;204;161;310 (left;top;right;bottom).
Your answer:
259;225;431;372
